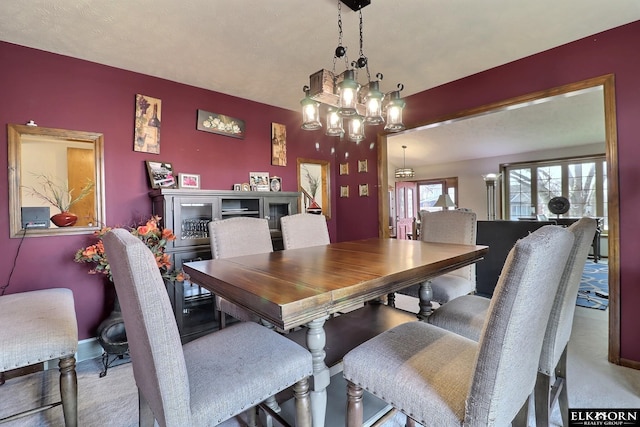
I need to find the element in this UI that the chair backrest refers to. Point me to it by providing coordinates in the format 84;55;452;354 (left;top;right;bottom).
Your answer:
103;228;191;426
419;209;477;280
465;225;574;426
539;217;597;374
280;213;330;249
208;217;273;259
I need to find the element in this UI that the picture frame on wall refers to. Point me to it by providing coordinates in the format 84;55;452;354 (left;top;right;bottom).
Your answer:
249;172;270;191
145;160;176;189
271;122;287;166
134;94;162;154
359;183;369;197
297;158;331;219
178;173;200;189
196;109;246;139
340;185;349;198
339;163;349;175
358;159;368;173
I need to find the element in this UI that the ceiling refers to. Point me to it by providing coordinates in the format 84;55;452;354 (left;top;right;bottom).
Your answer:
1;1;638;165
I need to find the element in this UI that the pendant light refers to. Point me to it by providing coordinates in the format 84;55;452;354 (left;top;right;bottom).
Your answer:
395;145;415;179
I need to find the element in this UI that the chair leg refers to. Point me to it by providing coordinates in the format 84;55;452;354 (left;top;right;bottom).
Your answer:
556;348;569;427
512;394;530;427
535;371;551;427
219;310;226;329
58;356;77;427
387;292;396;307
139;390;155;427
346;380;364;427
294;377;312;427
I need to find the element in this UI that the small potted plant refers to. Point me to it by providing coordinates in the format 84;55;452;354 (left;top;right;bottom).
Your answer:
24;174;94;227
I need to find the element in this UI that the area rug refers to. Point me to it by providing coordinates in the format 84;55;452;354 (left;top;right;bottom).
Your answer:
576;259;609;310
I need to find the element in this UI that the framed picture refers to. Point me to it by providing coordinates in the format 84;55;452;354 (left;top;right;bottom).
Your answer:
241;182;251;191
271;122;287;166
134;94;162;154
178;173;200;189
358;159;368;173
196;109;246;139
340;185;350;198
145;161;176;189
297;158;331;219
270;176;282;192
233;183;242;191
359;183;369;197
249;172;269;191
339;163;349;175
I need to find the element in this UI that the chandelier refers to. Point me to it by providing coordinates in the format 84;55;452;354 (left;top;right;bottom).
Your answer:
300;0;406;141
395;145;415;179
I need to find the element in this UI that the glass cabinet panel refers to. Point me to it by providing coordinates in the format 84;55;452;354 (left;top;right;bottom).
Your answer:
172;196;219;248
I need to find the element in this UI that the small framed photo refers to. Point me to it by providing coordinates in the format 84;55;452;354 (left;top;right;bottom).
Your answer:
145;160;176;189
270;176;282;192
249;172;270;191
358;159;368;173
340;185;350;198
359;184;369;197
241;182;251;191
233;183;242;191
340;163;349;175
178;173;200;189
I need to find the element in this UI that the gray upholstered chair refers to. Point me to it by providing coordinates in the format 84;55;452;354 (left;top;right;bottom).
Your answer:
428;217;597;427
0;288;78;426
208;217;273;328
397;209;477;319
280;213;330;250
103;228;312;427
343;225;574;427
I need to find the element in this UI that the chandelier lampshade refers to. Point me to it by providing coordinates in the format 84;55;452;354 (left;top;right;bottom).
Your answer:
394;145;415;179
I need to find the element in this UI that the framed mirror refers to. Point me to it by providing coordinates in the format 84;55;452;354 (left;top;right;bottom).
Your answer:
297;158;331;219
8;124;106;238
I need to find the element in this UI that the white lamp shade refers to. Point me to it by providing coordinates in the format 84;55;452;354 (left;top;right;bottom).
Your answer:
434;194;456;209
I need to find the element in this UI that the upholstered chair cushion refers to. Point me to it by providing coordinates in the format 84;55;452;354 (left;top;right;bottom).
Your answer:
0;289;77;371
104;228;312;426
344;225;574;426
280;213;330;250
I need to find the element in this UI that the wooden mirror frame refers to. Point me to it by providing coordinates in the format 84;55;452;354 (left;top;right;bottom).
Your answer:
8;124;106;238
297;158;331;219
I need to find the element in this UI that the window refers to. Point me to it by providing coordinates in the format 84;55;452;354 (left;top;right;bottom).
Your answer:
417;177;458;211
504;155;607;232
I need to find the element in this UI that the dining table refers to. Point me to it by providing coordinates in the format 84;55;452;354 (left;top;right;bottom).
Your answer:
183;237;488;427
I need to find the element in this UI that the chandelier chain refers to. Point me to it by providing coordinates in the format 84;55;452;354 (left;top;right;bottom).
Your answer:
333;0;350;75
358;8;371;82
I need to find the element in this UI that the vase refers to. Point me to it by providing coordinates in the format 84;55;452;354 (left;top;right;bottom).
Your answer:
306;199;322;215
96;294;129;377
50;212;78;227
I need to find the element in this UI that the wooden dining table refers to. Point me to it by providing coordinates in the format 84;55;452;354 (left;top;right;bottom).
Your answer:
183;237;488;427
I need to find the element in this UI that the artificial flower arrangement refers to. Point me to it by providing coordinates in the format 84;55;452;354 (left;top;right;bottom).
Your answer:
75;215;187;283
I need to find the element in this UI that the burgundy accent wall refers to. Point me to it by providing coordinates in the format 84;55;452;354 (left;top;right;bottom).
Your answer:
400;21;640;364
0;41;380;339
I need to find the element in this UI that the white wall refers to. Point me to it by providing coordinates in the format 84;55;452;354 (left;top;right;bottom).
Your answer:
390;142;604;220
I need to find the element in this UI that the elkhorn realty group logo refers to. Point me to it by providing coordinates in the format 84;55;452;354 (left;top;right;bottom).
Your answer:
570;409;640;426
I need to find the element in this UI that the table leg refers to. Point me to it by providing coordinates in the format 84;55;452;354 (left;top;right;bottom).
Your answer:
305;316;330;427
418;281;433;320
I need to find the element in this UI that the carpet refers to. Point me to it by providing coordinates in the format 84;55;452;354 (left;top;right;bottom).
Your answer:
576;259;609;310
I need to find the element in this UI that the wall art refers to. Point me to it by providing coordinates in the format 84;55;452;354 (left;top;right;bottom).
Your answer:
359;183;369;197
358;159;368;173
339;163;349;175
178;173;200;189
340;185;350;198
145;160;176;189
297;158;331;219
196;109;245;139
271;122;287;166
134;94;162;154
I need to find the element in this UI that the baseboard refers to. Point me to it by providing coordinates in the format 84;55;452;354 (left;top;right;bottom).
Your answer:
43;337;103;370
619;357;640;371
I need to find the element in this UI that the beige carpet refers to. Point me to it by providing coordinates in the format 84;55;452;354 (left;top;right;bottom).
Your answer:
1;305;639;426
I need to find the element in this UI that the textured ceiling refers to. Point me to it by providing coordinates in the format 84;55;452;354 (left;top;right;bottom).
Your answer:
1;0;638;165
